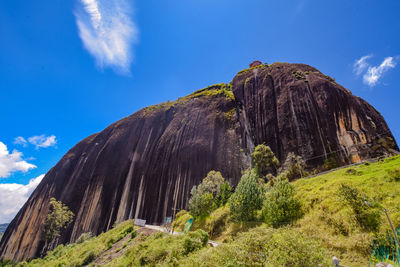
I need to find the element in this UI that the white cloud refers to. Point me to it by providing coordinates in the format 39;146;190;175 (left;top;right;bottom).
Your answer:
0;174;44;223
75;0;138;74
353;54;372;76
13;136;27;147
353;55;398;87
363;57;397;87
28;135;57;149
0;142;36;178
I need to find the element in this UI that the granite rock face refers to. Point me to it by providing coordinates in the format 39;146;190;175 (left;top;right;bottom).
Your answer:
233;63;397;166
1;63;397;261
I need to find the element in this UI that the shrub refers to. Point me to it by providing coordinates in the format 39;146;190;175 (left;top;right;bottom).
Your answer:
204;206;230;239
215;181;232;207
280;152;307;180
179;227;330;266
230;169;265;222
263;177;303;227
183;230;209;254
43;198;74;243
172;210;193;232
188;190;216;219
189;171;231;218
251;144;279;176
338;184;381;231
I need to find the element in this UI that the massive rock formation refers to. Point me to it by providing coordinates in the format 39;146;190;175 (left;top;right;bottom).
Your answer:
1;63;397;261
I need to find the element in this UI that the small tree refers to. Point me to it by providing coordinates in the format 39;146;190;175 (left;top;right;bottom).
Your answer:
280;152;307;180
251;144;280;176
230;169;265;222
189;171;230;218
216;181;232;207
263;176;303;227
199;171;225;197
43;198;74;243
188;189;216;218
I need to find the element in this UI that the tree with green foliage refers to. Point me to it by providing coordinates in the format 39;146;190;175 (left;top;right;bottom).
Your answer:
230;169;265;222
43;198;74;243
251;144;280;176
262;176;303;227
215;181;232;207
280;152;307;180
188;171;231;218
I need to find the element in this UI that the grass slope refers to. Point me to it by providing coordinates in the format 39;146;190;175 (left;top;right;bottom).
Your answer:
294;156;400;266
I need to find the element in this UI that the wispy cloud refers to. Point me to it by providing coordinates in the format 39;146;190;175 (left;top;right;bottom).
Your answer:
13;137;27;147
0;174;44;223
353;54;372;76
363;57;397;87
75;0;138;74
353;55;398;87
0;142;36;178
28;135;57;149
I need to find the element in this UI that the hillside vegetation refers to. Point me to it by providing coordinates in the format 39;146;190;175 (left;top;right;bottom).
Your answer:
1;156;400;267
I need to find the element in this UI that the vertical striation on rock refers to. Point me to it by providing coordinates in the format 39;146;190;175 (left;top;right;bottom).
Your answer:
1;64;398;261
232;63;398;166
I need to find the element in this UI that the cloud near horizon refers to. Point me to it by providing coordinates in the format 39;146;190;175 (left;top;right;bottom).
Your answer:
353;55;397;87
0;174;44;223
0;142;36;178
75;0;138;74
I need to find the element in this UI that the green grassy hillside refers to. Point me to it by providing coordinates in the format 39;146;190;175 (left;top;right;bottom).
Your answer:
1;156;400;267
173;156;400;266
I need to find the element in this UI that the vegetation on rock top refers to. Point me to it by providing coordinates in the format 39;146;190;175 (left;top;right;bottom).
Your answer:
142;83;234;114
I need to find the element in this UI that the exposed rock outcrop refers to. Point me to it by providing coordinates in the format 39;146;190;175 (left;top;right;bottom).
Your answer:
1;63;397;261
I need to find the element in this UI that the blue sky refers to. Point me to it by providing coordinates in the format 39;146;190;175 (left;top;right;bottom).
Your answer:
0;0;399;223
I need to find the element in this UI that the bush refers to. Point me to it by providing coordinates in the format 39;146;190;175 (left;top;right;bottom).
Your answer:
280;152;307;180
204;206;230;239
189;171;231;218
172;210;193;232
230;169;265;222
338;184;381;231
215;181;232;207
43;198;74;243
180;227;330;266
183;230;209;254
189;191;216;219
251;144;279;176
263;177;303;227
